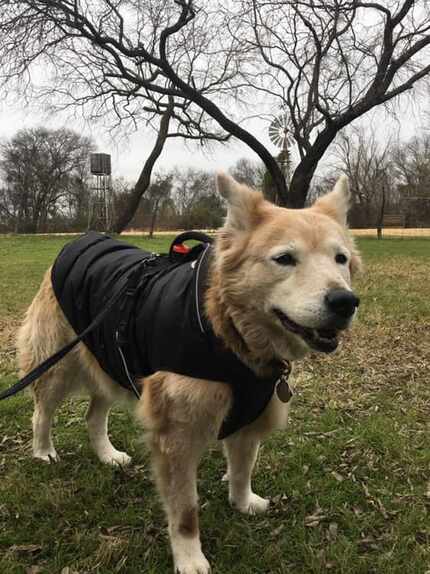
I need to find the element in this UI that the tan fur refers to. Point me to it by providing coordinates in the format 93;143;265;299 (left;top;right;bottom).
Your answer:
16;175;361;573
179;507;199;538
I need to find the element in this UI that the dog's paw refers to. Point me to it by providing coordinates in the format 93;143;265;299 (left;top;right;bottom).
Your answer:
33;449;60;463
174;551;211;574
230;492;270;515
99;449;132;466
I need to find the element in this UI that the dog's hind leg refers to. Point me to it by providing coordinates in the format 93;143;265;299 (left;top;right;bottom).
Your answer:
31;375;66;462
86;395;131;466
17;269;77;462
223;429;270;515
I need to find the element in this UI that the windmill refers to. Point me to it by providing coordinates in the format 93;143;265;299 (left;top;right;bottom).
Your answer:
268;113;292;185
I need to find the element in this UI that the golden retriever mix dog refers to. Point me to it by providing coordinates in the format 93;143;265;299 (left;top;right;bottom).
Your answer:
17;173;361;574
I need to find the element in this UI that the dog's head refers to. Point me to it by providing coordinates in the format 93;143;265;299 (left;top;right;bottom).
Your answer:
212;173;362;362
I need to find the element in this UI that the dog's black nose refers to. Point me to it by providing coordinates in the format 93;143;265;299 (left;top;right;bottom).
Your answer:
325;289;360;319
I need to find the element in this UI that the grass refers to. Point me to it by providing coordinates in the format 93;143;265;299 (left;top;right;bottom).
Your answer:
0;234;429;574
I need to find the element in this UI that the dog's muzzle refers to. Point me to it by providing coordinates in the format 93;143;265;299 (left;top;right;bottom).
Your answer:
273;308;341;353
273;291;359;354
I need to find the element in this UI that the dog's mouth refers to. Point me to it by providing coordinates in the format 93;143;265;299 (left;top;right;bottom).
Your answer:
273;308;339;353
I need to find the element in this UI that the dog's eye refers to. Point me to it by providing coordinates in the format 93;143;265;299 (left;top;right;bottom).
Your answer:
273;253;297;266
335;253;348;264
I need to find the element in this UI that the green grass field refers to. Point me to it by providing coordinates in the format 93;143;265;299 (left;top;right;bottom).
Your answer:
0;235;429;574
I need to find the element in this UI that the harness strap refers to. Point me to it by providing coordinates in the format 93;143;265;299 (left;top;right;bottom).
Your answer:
0;258;151;402
113;244;211;393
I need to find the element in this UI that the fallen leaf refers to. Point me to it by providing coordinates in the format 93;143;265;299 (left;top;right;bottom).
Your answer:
331;471;344;482
305;505;326;527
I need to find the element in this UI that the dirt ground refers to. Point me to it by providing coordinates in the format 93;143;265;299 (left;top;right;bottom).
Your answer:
351;228;430;237
124;228;430;238
2;228;429;238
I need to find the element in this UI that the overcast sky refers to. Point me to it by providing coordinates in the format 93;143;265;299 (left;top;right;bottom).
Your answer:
0;94;426;184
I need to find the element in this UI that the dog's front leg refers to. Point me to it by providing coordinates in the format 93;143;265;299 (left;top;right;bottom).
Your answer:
223;429;270;515
149;427;211;574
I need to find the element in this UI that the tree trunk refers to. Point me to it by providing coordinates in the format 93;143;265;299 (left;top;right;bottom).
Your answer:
112;99;174;233
288;127;338;208
376;182;386;240
195;102;287;204
149;198;161;238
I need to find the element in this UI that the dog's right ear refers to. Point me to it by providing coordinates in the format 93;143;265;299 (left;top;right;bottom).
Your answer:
312;175;351;226
216;172;264;231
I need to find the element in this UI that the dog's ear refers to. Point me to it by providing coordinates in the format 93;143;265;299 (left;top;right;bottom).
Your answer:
314;176;362;275
216;172;264;231
313;175;351;226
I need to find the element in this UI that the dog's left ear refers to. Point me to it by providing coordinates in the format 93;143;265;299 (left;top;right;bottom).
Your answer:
216;172;264;231
313;175;351;226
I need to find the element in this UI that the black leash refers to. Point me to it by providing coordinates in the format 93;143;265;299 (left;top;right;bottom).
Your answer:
0;260;150;402
0;232;214;403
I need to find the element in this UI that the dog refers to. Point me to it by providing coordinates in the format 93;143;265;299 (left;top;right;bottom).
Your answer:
16;173;361;574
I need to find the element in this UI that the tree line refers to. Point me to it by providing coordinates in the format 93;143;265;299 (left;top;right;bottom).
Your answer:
1;126;429;234
317;127;430;232
0;128;93;233
0;127;230;233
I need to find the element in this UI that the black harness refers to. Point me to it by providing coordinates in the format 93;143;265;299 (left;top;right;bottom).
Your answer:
1;232;292;439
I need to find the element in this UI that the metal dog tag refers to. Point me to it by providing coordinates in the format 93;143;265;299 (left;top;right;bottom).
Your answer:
276;377;293;403
276;361;293;403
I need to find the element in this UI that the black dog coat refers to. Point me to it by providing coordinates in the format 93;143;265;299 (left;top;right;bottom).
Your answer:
51;232;284;439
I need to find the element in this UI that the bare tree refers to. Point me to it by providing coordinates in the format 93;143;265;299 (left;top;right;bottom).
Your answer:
112;99;174;232
127;166;225;231
146;173;175;237
235;0;430;206
173;167;213;217
0;127;93;232
392;133;430;225
0;0;289;209
229;157;265;189
334;127;394;234
172;168;224;229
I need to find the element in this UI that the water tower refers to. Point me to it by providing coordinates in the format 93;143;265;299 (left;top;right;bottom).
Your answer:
89;153;114;230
